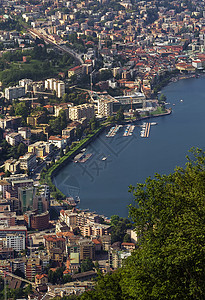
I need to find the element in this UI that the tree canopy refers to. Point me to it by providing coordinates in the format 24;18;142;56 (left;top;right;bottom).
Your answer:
80;148;205;299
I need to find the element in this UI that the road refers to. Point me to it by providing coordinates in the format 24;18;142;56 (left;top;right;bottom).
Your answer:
28;28;83;64
0;270;36;287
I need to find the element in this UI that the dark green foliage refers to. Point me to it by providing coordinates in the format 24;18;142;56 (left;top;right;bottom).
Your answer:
49;110;67;135
17;143;27;157
80;271;123;300
159;93;167;104
14;102;29;120
110;215;132;244
0;47;73;87
79;148;205;299
115;108;124;123
81;258;94;273
48;267;72;285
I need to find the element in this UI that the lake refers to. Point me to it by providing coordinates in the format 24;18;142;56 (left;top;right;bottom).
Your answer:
54;77;205;217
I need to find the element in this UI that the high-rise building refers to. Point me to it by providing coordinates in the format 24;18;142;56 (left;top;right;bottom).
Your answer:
5;86;26;100
18;186;34;213
45;78;65;98
6;233;26;251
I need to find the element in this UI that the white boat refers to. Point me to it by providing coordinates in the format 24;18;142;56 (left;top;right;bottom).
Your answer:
150;122;157;125
180;99;183;102
102;157;107;161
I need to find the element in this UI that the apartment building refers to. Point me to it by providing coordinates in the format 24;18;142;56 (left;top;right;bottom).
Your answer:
5;132;22;146
18;127;31;139
69;104;95;121
45;78;65;98
19;153;37;171
5;86;25;100
25;257;42;280
28;141;53;157
48;135;67;148
4;159;20;174
67;65;84;78
80;222;111;237
6;233;26;251
0;116;21;129
44;235;66;254
98;99;113;117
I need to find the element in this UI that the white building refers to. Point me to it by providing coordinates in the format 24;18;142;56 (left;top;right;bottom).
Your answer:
19;79;33;93
6;132;22;146
18;127;31;139
98;99;113;117
45;78;65;98
5;86;26;100
19;153;37;171
48;136;67;148
6;234;26;251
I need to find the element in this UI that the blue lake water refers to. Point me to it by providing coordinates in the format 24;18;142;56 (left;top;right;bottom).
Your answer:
54;77;205;217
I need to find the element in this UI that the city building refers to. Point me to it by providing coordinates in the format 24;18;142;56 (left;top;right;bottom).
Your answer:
19;79;33;93
4;159;20;174
18;186;34;213
0;117;21;130
35;274;48;285
98;98;113;117
5;132;22;146
45;78;65;98
44;235;66;254
67;65;84;78
19;153;37;171
25;257;42;280
48;135;68;148
6;233;26;251
24;211;50;230
69;104;95;121
78;239;95;261
0;225;27;240
28;141;53;158
5;86;26;100
18;127;31;139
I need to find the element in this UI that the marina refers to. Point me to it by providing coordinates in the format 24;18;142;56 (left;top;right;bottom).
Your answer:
106;125;122;137
54;54;205;218
123;125;135;137
140;122;151;137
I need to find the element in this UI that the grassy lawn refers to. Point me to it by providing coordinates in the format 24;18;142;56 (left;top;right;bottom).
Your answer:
150;106;166;115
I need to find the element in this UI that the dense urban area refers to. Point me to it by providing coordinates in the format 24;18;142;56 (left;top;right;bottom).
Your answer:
0;0;205;298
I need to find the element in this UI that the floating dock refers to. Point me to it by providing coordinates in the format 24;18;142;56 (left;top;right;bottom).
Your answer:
123;125;135;137
74;153;92;163
106;125;122;137
140;122;151;138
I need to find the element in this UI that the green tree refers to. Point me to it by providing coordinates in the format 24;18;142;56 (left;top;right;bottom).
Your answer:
79;148;205;299
17;143;27;157
115;108;124;122
159;93;167;103
81;258;94;273
14;102;28;120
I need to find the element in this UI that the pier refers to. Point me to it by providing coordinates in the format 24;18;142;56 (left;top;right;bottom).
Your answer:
123;125;135;137
106;125;122;137
140;122;151;138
